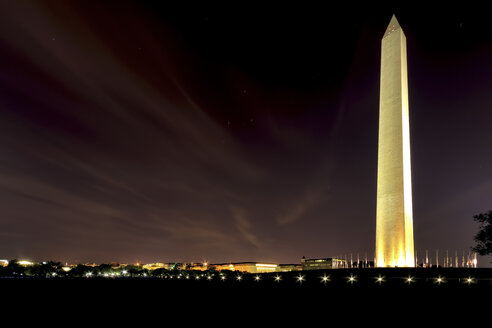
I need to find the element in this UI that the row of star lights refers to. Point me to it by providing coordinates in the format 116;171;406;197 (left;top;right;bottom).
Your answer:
155;273;477;285
70;270;478;285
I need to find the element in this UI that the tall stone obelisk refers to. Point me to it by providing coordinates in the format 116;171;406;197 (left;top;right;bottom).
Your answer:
375;15;415;267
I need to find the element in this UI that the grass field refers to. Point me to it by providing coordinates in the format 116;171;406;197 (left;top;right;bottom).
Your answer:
1;267;490;321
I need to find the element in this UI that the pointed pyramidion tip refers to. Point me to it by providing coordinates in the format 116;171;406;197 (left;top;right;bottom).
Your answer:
384;14;402;38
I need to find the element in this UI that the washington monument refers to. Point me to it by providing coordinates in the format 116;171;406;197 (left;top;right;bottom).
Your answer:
375;15;415;267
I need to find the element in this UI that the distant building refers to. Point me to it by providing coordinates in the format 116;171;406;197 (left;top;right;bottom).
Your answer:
210;262;278;273
0;260;8;267
84;263;98;267
276;264;302;272
143;263;168;270
188;262;209;271
301;257;346;270
167;263;187;270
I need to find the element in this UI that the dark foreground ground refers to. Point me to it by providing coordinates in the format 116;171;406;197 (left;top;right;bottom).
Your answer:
1;268;491;322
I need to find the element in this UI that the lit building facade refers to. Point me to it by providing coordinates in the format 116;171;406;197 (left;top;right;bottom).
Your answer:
301;257;346;270
210;262;278;273
276;264;302;272
142;263;168;270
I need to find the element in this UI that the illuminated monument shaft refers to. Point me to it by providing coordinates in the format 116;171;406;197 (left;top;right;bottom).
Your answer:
376;15;414;267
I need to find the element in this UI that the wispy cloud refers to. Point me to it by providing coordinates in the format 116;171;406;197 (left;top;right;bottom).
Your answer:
275;186;325;225
230;206;262;249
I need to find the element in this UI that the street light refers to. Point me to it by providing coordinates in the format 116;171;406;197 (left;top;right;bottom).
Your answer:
434;276;445;285
320;274;330;284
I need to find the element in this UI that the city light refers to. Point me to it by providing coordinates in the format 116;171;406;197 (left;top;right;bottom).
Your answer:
347;274;357;284
296;274;305;284
1;258;488;287
434;276;445;285
320;274;330;284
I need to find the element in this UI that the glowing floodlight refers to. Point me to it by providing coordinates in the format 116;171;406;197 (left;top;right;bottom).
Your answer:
296;274;305;284
320;274;330;284
434;276;445;285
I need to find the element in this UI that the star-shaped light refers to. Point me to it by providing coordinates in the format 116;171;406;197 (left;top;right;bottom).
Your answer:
375;275;385;284
434;276;445;285
405;275;414;284
274;275;282;283
347;274;357;284
320;274;330;284
296;274;305;284
254;275;261;282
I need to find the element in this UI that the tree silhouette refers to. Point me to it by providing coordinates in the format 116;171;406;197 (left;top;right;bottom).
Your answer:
472;210;492;257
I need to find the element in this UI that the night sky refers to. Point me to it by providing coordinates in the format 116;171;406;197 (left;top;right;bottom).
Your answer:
1;1;491;266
